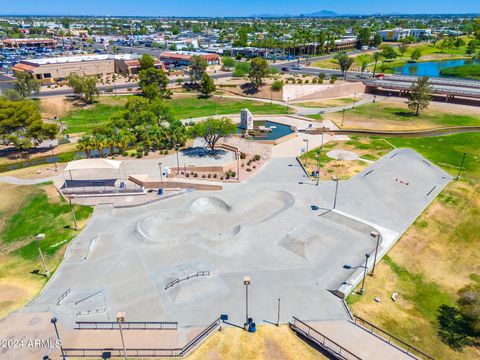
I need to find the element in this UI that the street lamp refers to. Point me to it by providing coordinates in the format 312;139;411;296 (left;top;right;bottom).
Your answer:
50;317;66;360
331;175;339;208
68;195;78;231
315;154;321;186
360;253;370;295
243;276;251;326
158;162;163;183
353;92;357;109
302;139;309;166
370;231;381;276
36;234;50;278
175;146;180;175
286;96;290;112
341;109;346;127
116;312;127;360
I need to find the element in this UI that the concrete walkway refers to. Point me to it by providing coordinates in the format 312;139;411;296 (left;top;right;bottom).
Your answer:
308;320;417;360
0;175;59;185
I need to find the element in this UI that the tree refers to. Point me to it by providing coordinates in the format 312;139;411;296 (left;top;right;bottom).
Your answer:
0;99;58;149
380;45;397;62
407;76;432;116
13;71;40;98
139;54;155;71
356;54;372;77
357;27;372;47
189;55;207;83
66;74;99;104
398;43;409;57
457;282;480;336
248;57;269;89
372;33;383;47
411;48;422;61
334;52;354;79
200;72;216;97
138;67;169;100
271;80;283;91
221;56;236;71
467;40;478;55
188;117;237;151
372;52;382;78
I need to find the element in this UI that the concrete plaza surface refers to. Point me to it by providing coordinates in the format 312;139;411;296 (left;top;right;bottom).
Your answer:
22;147;451;336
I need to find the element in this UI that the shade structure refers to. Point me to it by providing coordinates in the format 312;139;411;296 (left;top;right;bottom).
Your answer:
64;159;122;172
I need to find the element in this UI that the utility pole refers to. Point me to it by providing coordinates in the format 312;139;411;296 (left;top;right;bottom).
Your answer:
36;234;50;278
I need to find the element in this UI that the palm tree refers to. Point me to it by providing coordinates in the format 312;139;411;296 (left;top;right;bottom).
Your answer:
77;135;95;158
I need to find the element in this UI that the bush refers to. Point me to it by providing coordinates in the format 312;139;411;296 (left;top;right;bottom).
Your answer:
136;152;143;158
193;173;198;177
122;151;128;157
240;152;246;159
271;80;283;92
207;174;211;178
202;174;206;178
213;174;217;178
269;66;279;75
129;152;136;157
297;79;303;84
330;75;338;84
186;173;190;177
233;62;251;77
58;137;71;145
254;154;261;161
246;168;252;172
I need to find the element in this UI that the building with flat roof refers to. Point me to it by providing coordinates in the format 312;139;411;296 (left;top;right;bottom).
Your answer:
11;54;162;83
0;38;58;49
159;51;220;67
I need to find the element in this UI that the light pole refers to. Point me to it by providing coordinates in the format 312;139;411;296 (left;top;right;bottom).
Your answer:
456;152;466;180
243;276;251;326
175;146;180;175
370;231;381;276
117;312;127;360
51;148;57;172
353;92;357;109
331;175;339;208
360;253;370;295
303;139;309;166
341;109;346;127
286;96;290;113
50;317;66;360
315;154;321;186
276;298;281;327
237;151;240;180
158;162;163;183
36;234;50;278
68;195;78;231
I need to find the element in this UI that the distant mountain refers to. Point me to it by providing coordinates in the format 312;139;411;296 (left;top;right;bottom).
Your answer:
252;10;339;18
303;10;339;17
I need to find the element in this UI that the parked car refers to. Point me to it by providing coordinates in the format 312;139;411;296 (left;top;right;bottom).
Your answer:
291;65;301;70
374;73;385;79
281;67;289;72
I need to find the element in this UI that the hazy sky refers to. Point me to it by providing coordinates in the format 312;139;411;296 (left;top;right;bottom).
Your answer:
2;0;479;17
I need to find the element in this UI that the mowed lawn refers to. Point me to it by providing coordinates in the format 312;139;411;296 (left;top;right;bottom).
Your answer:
348;133;480;360
0;182;92;318
327;101;480;130
62;95;290;134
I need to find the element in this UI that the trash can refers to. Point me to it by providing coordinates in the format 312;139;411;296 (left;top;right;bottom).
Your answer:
158;188;164;195
248;321;256;333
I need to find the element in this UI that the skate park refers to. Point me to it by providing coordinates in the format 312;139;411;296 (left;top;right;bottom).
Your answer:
24;147;452;333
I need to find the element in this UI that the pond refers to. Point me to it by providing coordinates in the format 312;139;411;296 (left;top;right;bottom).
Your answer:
238;121;294;141
394;59;471;77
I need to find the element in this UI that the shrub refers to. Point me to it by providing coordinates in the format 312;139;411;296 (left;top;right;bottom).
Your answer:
213;174;217;178
130;152;136;157
312;78;318;84
330;75;338;84
246;168;252;172
202;174;206;178
193;173;198;177
122;151;128;157
254;154;261;161
297;79;303;84
271;80;283;92
136;152;143;158
186;173;190;177
207;174;211;178
240;152;246;159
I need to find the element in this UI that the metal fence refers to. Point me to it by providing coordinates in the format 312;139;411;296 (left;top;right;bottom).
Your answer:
352;316;434;360
63;317;221;358
74;321;178;330
290;317;361;360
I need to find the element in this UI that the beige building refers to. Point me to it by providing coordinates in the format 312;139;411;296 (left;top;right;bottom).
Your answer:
12;54;162;83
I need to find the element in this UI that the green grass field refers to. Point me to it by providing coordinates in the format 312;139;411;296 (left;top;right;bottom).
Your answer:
62;96;290;134
440;63;480;80
347;133;480;359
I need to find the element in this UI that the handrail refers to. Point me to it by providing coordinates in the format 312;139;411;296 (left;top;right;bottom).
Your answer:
75;321;178;330
64;317;221;358
164;271;211;290
352;315;434;360
290;317;362;360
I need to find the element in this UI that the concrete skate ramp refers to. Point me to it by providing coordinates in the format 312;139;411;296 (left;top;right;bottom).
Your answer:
136;190;294;245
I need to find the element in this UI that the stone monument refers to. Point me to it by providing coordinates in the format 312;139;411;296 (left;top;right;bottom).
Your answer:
240;108;254;130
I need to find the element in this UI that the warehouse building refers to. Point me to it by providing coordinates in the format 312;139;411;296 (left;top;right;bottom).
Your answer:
12;54;162;82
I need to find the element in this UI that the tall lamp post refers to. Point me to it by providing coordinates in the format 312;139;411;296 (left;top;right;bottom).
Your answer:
360;253;370;295
456;152;466;180
175;146;180;175
331;175;339;208
68;195;78;231
315;154;321;186
341;109;346;127
36;234;50;278
370;231;381;276
50;317;66;360
117;312;127;360
158;162;163;183
243;276;251;326
302;139;309;166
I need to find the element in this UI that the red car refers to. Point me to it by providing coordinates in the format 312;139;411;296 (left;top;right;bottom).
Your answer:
374;73;385;79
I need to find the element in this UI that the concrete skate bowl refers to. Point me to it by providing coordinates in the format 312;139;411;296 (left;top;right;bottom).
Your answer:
278;211;380;264
135;191;294;250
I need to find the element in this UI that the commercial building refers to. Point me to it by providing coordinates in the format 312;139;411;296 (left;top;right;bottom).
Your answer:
159;51;221;67
377;28;432;41
11;54;162;83
0;38;58;49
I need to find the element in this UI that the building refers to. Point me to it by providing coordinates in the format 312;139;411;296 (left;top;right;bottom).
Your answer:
377;28;432;41
0;38;58;49
159;51;221;67
11;54;162;83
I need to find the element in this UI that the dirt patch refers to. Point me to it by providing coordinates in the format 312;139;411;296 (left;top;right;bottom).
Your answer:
39;96;74;120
